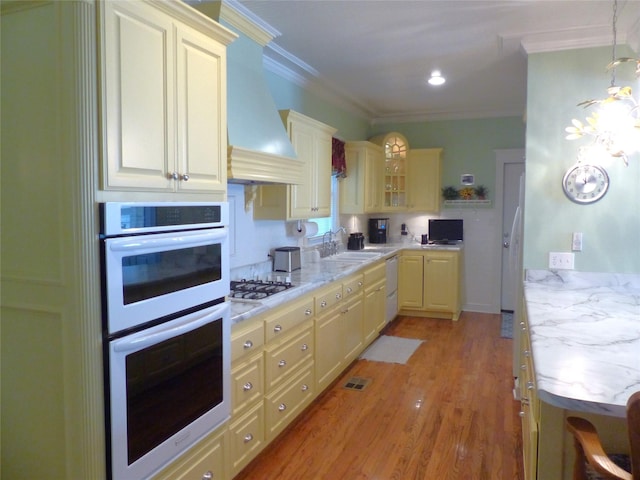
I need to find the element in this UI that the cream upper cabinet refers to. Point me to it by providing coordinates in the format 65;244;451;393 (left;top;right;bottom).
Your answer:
100;1;232;195
339;141;383;214
370;132;409;211
254;110;336;220
407;148;442;212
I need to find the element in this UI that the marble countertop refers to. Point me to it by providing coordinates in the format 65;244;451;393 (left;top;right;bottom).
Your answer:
523;269;640;417
230;242;463;325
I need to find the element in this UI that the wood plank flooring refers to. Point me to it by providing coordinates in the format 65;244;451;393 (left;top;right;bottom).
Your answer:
235;312;524;480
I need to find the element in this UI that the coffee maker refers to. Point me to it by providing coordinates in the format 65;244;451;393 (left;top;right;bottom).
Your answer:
368;218;389;244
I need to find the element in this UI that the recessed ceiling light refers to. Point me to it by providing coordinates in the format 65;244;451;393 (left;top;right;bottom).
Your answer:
428;70;446;86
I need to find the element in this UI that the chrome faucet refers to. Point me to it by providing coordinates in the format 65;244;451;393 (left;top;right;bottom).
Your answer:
321;227;347;257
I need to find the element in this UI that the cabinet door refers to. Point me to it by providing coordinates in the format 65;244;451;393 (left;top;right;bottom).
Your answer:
288;120;316;218
175;26;226;193
342;295;364;364
407;148;442;212
398;254;424;309
315;306;344;392
364;279;385;346
313;130;333;217
340;142;383;215
423;251;457;312
102;1;174;191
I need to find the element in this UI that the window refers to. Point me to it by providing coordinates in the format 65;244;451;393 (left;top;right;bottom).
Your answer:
310;175;339;241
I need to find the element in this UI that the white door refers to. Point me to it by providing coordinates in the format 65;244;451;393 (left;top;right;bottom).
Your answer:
501;162;525;311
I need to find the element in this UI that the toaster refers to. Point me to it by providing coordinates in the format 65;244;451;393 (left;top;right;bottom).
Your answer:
273;246;301;272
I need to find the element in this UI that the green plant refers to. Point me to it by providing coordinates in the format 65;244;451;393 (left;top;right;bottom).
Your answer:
473;185;489;199
441;186;459;200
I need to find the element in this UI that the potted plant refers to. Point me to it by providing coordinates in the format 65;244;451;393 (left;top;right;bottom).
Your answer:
473;185;489;200
442;186;459;200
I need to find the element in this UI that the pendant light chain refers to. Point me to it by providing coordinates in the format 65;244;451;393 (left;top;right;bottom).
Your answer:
611;0;618;87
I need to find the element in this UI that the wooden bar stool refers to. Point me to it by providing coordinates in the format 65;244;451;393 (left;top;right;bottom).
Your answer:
566;392;640;480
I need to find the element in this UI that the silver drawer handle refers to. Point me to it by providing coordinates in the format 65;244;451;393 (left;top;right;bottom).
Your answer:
278;403;287;412
524;350;530;357
321;300;327;307
358;281;363;287
243;340;254;349
305;308;312;315
274;325;282;333
346;287;352;293
301;343;308;351
244;433;254;443
301;384;309;392
278;359;287;367
202;471;213;480
181;173;190;181
243;382;253;391
336;293;342;299
527;381;534;390
521;364;526;371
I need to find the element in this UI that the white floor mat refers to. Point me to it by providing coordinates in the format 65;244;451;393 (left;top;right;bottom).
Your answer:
359;335;424;365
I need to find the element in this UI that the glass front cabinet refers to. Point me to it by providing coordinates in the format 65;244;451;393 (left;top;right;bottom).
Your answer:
370;132;409;211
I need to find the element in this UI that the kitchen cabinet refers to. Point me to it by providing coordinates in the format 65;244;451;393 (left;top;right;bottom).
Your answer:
254;110;337;220
407;148;442;212
370;132;409;211
342;274;365;364
100;1;232;195
399;249;462;320
339;141;383;214
314;283;345;392
152;426;228;480
363;261;386;345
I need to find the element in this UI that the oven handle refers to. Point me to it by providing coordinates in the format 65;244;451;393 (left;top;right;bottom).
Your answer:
108;228;228;252
112;303;228;353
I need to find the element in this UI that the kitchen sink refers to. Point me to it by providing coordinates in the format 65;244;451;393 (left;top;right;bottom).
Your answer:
321;251;382;262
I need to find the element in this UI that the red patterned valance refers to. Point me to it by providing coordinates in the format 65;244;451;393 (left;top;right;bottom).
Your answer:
332;137;346;178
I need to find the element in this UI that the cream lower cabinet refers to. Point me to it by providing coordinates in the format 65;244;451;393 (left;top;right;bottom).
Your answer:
254;110;337;220
342;274;365;364
152;427;228;480
398;250;461;320
314;283;345;392
100;1;233;195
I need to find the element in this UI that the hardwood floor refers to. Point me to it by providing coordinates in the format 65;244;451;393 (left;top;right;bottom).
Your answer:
235;312;524;480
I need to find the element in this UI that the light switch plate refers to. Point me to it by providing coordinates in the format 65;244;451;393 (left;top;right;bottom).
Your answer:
572;232;583;252
549;252;574;270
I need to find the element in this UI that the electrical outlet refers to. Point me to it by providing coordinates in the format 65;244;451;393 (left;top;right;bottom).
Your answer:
549;252;575;270
572;232;583;252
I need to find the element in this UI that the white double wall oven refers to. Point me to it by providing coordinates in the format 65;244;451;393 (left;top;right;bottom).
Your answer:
100;202;231;480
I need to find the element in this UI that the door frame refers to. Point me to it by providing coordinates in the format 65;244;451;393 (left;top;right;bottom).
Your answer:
494;148;525;312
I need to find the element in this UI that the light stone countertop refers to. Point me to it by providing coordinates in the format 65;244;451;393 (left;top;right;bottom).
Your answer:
523;269;640;417
230;241;463;325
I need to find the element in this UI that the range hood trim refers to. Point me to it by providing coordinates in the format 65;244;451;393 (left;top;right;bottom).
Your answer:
227;146;304;184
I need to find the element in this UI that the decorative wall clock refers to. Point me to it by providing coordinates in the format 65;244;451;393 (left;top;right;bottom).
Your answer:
562;163;609;204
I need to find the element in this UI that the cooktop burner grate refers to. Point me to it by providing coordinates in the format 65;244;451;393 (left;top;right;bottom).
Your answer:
230;279;295;300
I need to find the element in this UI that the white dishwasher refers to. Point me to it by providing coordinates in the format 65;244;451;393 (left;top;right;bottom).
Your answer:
385;255;398;323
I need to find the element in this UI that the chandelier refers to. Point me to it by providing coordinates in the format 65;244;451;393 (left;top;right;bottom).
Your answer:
564;0;640;166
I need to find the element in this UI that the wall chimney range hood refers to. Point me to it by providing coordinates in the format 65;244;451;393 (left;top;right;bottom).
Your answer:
191;0;304;184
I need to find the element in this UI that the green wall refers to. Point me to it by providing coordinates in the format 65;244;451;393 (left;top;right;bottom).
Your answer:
524;45;640;273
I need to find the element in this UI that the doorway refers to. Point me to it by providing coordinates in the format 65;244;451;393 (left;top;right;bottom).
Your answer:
494;149;525;312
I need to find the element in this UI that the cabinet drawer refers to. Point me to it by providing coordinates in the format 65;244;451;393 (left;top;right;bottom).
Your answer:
363;260;385;285
315;283;343;313
231;320;264;363
265;364;315;441
265;323;314;391
229;401;265;477
343;274;364;300
264;296;314;343
231;353;264;416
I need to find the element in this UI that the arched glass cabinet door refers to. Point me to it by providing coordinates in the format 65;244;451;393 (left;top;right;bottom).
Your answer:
370;132;409;210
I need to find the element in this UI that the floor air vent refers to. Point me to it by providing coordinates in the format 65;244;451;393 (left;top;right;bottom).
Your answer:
343;377;371;391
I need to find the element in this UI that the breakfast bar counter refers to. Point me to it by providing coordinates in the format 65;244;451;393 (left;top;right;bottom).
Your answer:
523;269;640;418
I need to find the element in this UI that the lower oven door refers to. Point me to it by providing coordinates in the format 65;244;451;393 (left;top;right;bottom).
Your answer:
106;302;230;480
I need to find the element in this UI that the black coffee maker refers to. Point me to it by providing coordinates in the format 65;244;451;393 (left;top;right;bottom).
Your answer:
368;218;389;244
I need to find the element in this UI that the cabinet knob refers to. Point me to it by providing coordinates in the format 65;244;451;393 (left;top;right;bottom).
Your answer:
519;411;525;418
202;471;213;480
301;343;308;351
346;287;352;294
527;381;534;391
336;293;342;300
278;359;287;367
274;324;282;333
243;340;254;349
305;308;312;316
243;433;254;443
169;172;179;180
181;173;189;181
243;382;253;391
358;281;363;287
278;403;287;412
321;300;327;308
301;384;309;392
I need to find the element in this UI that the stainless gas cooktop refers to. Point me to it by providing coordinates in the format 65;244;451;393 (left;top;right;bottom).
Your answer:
229;279;295;301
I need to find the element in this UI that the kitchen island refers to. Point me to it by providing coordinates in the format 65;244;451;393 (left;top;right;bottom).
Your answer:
521;269;640;480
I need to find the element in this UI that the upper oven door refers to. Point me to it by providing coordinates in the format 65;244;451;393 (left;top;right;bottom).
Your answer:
103;227;229;335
